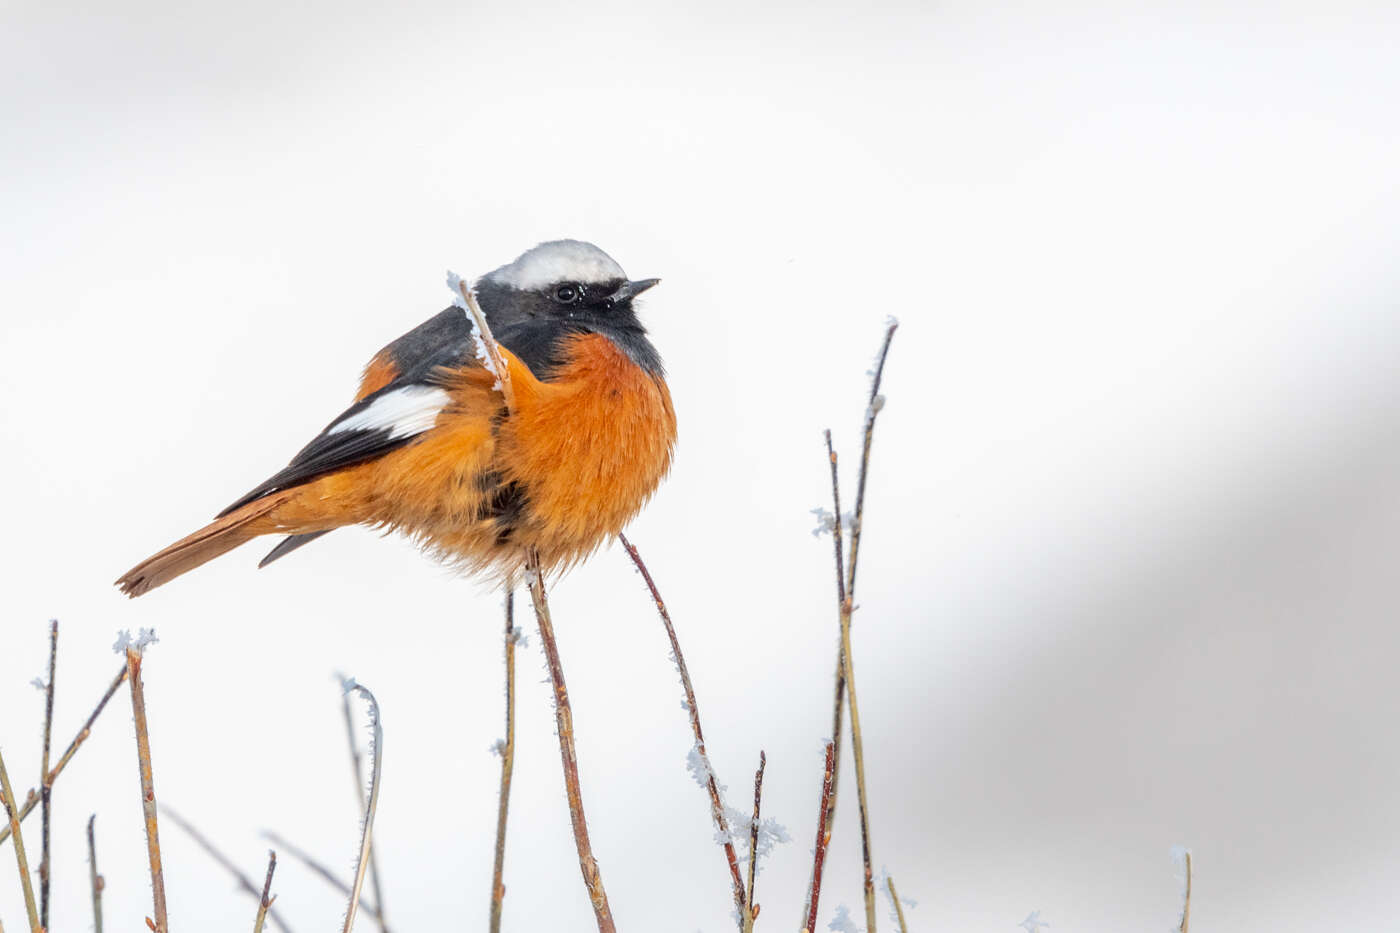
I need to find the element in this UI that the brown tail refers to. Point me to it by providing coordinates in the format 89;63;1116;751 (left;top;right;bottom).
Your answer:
116;490;299;598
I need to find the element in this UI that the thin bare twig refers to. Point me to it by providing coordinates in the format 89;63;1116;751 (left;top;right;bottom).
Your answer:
261;832;385;923
0;747;40;933
88;814;104;933
823;432;878;930
0;664;129;849
338;677;388;933
450;273;517;414
162;807;295;933
489;587;517;933
254;850;277;933
825;321;898;850
526;550;615;932
741;751;767;933
342;682;384;933
801;741;837;933
127;646;169;933
886;875;909;933
619;533;747;918
38;619;57;928
1175;848;1193;933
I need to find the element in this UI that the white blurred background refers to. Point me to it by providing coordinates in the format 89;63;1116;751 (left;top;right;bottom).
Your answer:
3;1;1400;930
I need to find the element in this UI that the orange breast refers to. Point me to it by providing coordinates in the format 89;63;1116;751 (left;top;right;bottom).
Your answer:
496;332;677;568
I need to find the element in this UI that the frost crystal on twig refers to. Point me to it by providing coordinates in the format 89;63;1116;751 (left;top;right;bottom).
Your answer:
829;904;862;933
810;508;854;538
112;628;159;655
1019;910;1050;932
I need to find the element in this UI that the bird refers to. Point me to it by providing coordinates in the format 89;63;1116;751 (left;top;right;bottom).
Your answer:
116;240;676;597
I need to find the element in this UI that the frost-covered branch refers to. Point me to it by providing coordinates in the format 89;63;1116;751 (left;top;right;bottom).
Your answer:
341;681;384;933
619;533;748;920
526;549;615;932
337;675;389;933
448;271;516;413
741;751;767;933
489;587;518;933
1172;846;1193;933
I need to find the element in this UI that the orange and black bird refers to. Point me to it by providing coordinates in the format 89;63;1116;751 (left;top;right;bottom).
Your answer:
116;240;676;597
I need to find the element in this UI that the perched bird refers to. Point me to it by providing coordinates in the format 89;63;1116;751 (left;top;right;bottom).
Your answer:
117;240;676;597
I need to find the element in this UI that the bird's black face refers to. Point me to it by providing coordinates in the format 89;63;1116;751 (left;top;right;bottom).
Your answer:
473;276;665;379
542;276;661;321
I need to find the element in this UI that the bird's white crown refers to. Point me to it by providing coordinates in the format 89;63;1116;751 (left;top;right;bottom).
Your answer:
485;240;627;291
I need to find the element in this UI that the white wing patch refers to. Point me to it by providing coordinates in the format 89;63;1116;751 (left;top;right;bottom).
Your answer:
329;385;450;440
485;239;626;290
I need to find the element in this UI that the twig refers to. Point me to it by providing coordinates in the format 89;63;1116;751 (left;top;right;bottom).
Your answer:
450;273;517;414
339;678;388;933
88;815;104;933
127;646;169;933
0;664;130;849
619;533;747;918
261;832;384;924
341;682;384;933
801;742;836;933
846;320;898;602
254;850;277;933
741;751;767;933
885;875;909;933
1175;847;1193;933
525;549;615;932
162;807;295;933
38;619;57;928
824;432;879;929
489;587;517;933
0;747;40;933
825;321;898;851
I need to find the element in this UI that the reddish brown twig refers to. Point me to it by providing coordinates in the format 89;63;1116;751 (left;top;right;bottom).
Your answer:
741;751;767;933
38;619;57;928
619;533;747;918
0;745;40;933
163;807;295;933
489;587;518;933
88;814;104;933
525;551;615;932
801;742;837;933
254;850;277;933
127;646;169;933
1;663;129;849
824;431;878;929
338;678;388;933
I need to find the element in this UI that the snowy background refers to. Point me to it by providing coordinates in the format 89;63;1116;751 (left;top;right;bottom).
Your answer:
4;2;1400;931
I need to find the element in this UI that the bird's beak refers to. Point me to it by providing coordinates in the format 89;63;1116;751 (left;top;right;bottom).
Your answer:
609;278;661;303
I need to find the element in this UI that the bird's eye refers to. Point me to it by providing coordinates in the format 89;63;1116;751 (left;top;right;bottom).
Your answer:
554;283;580;303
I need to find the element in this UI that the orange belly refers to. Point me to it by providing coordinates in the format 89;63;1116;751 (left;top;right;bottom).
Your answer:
278;332;676;578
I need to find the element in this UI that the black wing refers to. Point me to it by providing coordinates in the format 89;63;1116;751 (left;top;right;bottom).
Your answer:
219;307;478;517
